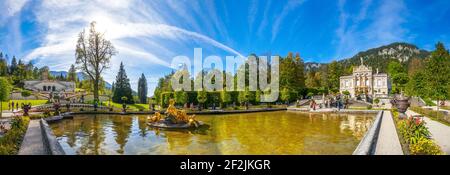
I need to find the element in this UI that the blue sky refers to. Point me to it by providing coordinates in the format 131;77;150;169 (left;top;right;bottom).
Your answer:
0;0;449;95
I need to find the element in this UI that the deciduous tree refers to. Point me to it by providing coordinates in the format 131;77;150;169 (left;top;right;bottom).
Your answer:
75;21;116;102
0;77;11;118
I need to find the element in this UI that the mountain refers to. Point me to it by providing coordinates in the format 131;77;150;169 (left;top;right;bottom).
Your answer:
338;42;430;72
304;62;324;72
50;71;86;80
50;71;112;89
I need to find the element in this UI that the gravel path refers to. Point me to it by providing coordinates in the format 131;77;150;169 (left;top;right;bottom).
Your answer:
18;120;47;155
375;111;404;155
407;110;450;154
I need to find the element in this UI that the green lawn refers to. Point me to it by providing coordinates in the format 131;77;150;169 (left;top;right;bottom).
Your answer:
411;106;450;126
1;100;48;111
442;106;450;111
100;101;149;111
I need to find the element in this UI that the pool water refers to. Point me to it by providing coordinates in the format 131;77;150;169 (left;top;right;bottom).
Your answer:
49;111;375;155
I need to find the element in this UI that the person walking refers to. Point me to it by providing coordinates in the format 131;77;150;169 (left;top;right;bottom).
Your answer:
336;95;341;111
16;102;19;111
8;102;11;111
11;101;15;112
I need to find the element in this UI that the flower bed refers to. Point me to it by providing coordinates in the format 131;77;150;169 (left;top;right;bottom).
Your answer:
0;117;30;155
392;110;443;155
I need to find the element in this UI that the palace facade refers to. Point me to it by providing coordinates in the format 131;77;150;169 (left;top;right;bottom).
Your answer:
23;70;75;93
339;58;391;99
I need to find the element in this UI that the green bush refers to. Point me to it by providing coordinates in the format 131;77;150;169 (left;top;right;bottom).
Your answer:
21;90;32;98
423;98;436;106
0;117;30;155
374;98;380;105
367;105;373;110
398;116;431;145
43;109;52;117
409;137;443;155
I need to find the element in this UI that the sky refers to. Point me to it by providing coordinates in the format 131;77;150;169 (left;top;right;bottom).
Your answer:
0;0;449;96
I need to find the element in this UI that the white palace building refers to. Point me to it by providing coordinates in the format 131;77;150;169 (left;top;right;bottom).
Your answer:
339;58;391;99
23;70;75;93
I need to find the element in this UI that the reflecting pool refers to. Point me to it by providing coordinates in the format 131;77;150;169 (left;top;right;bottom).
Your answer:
49;111;375;155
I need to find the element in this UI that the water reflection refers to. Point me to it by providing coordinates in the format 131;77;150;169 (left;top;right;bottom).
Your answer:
50;111;375;155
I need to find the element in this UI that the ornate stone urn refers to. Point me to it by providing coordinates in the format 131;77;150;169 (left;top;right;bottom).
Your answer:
391;92;410;118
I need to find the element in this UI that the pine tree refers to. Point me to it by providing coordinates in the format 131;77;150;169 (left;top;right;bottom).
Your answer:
295;53;306;89
32;67;39;79
25;62;34;79
9;56;17;75
137;73;148;104
111;82;115;94
67;64;77;82
112;62;134;104
0;52;8;76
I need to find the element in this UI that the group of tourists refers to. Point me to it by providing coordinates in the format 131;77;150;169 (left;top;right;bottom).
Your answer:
8;101;19;112
309;94;350;111
7;101;31;112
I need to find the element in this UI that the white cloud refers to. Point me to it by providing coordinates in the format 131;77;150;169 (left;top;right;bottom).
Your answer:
3;0;29;17
271;0;306;42
248;0;259;32
22;0;243;95
334;0;407;59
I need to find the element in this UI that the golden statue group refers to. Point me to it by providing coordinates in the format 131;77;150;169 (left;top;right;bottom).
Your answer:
148;99;203;129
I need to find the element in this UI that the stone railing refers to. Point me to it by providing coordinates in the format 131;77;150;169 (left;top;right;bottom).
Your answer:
34;103;110;111
353;110;384;155
39;119;65;155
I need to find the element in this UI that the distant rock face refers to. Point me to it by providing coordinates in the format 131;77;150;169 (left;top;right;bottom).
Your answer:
376;44;422;62
304;62;323;71
303;42;430;73
337;42;430;72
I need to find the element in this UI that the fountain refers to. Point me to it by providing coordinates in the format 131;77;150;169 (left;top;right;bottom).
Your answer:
148;99;207;129
391;92;410;119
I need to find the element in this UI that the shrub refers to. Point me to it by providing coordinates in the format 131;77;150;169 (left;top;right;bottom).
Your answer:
21;90;32;98
0;117;30;155
374;98;380;105
409;137;443;155
423;98;436;106
43;109;52;117
367;105;373;110
398;116;431;145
